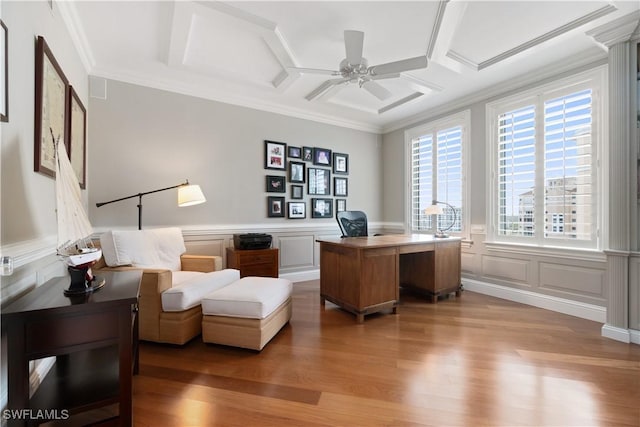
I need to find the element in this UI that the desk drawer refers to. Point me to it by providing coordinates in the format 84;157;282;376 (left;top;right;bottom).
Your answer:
236;251;276;265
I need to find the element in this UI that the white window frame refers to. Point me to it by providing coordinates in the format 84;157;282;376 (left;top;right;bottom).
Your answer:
486;67;606;250
404;110;470;239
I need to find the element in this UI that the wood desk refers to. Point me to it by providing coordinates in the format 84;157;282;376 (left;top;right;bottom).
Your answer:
1;270;141;426
317;234;461;322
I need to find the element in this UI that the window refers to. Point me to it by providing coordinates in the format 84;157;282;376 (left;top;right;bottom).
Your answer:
488;68;604;249
406;111;469;236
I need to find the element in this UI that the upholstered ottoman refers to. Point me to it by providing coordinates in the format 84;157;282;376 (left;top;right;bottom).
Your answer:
201;277;292;350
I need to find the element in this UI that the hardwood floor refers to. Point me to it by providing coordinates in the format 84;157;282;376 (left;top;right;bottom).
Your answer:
133;281;640;427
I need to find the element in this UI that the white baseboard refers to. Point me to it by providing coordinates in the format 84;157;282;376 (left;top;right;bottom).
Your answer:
630;329;640;345
281;269;320;283
462;278;606;323
601;324;632;343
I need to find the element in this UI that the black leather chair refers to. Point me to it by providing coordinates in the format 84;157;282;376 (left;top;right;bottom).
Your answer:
336;210;369;237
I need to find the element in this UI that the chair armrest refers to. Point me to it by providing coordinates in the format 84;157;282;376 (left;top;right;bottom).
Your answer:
181;254;222;273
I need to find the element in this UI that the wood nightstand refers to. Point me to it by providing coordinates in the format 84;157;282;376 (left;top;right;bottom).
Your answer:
226;247;279;278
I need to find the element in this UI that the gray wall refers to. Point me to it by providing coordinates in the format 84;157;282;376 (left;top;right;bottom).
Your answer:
88;79;382;230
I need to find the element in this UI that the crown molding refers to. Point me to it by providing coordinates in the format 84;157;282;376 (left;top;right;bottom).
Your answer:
586;10;640;48
56;0;95;72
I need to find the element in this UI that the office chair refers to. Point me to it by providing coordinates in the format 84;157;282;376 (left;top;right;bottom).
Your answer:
336;210;369;237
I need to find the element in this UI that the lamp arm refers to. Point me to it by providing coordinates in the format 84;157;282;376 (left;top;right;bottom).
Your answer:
95;180;189;208
440;201;457;233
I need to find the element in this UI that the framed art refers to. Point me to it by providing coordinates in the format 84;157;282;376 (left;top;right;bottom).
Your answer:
291;184;304;199
266;175;286;193
289;161;305;183
313;147;331;166
264;140;286;170
302;146;313;162
287;202;306;219
0;20;7;122
34;36;69;178
334;177;348;196
288;146;301;159
68;86;86;189
311;198;333;218
336;199;347;214
308;167;330;195
267;196;285;217
333;152;349;174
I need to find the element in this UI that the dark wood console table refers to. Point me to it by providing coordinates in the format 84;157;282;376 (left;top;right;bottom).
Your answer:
317;234;461;322
1;270;141;426
226;247;279;278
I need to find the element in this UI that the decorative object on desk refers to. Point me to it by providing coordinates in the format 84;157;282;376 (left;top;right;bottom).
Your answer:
424;200;457;238
308;167;330;195
1;256;13;276
336;210;368;237
333;152;348;174
287;201;306;219
335;199;347;214
267;196;285;217
288;145;301;158
53;128;105;295
289;161;305;183
265;140;287;170
311;198;333;218
334;177;348;196
68;86;86;188
313;147;331;166
302;146;313;162
0;20;7;122
266;175;286;193
96;180;206;230
291;184;303;199
35;36;69;178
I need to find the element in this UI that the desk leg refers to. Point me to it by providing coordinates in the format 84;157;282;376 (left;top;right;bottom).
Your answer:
356;313;364;323
6;322;29;427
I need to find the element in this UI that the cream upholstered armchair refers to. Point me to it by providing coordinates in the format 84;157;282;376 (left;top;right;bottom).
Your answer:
93;227;237;345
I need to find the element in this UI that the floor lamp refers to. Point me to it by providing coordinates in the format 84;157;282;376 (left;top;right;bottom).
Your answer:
96;180;206;230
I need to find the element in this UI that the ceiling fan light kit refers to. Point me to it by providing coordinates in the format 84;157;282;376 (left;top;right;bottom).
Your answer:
294;30;428;102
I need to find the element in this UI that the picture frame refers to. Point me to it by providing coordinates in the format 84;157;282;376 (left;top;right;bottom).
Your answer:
311;198;333;218
68;86;86;189
287;201;306;219
291;184;304;199
333;152;349;174
336;199;347;214
288;146;301;159
264;140;287;170
0;20;7;122
308;167;330;195
34;36;69;178
266;175;286;193
313;147;332;166
267;196;285;217
334;177;348;196
302;146;313;162
289;161;306;183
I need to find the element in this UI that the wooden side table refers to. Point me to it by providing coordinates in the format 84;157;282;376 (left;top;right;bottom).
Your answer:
1;270;141;426
226;247;279;278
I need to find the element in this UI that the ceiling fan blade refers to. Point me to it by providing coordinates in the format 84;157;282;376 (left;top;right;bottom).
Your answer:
290;67;341;76
305;77;350;101
344;30;364;65
361;80;392;101
370;73;400;81
369;55;428;76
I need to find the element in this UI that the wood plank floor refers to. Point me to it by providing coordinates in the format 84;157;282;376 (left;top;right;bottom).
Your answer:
133;281;640;427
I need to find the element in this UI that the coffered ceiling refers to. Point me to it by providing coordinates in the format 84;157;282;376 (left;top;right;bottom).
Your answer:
57;1;640;133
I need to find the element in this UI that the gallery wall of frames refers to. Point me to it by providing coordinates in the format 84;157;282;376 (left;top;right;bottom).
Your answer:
264;140;349;220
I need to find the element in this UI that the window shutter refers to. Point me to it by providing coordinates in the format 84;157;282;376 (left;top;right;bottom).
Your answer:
411;135;433;231
437;126;463;231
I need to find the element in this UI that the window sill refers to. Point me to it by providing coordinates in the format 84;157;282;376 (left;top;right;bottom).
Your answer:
483;241;606;262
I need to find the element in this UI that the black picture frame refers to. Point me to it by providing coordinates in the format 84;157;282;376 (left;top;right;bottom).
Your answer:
267;196;285;217
333;152;349;174
266;175;286;193
291;184;304;199
336;199;347;214
313;147;332;166
289;161;306;183
334;177;348;197
311;198;333;218
308;168;330;195
264;140;287;170
0;20;7;122
288;146;301;158
302;146;313;162
287;201;306;219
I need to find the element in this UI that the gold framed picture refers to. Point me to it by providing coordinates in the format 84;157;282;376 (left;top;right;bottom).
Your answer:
68;86;86;188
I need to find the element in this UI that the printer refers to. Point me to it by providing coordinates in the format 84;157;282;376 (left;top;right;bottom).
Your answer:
233;233;272;250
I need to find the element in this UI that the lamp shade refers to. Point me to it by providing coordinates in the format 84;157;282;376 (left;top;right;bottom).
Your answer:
178;184;206;207
424;203;443;215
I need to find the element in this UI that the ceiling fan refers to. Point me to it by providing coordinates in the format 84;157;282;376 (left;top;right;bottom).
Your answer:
292;30;428;102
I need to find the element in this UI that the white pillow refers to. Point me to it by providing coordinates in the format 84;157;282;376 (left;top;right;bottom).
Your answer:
100;228;185;271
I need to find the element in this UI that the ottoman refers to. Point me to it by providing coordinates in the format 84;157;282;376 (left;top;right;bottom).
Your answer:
201;277;292;350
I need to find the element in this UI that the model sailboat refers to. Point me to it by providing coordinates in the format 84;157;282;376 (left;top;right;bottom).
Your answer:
53;129;104;295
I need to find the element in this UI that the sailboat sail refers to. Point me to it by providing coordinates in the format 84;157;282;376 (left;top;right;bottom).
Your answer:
54;132;101;266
